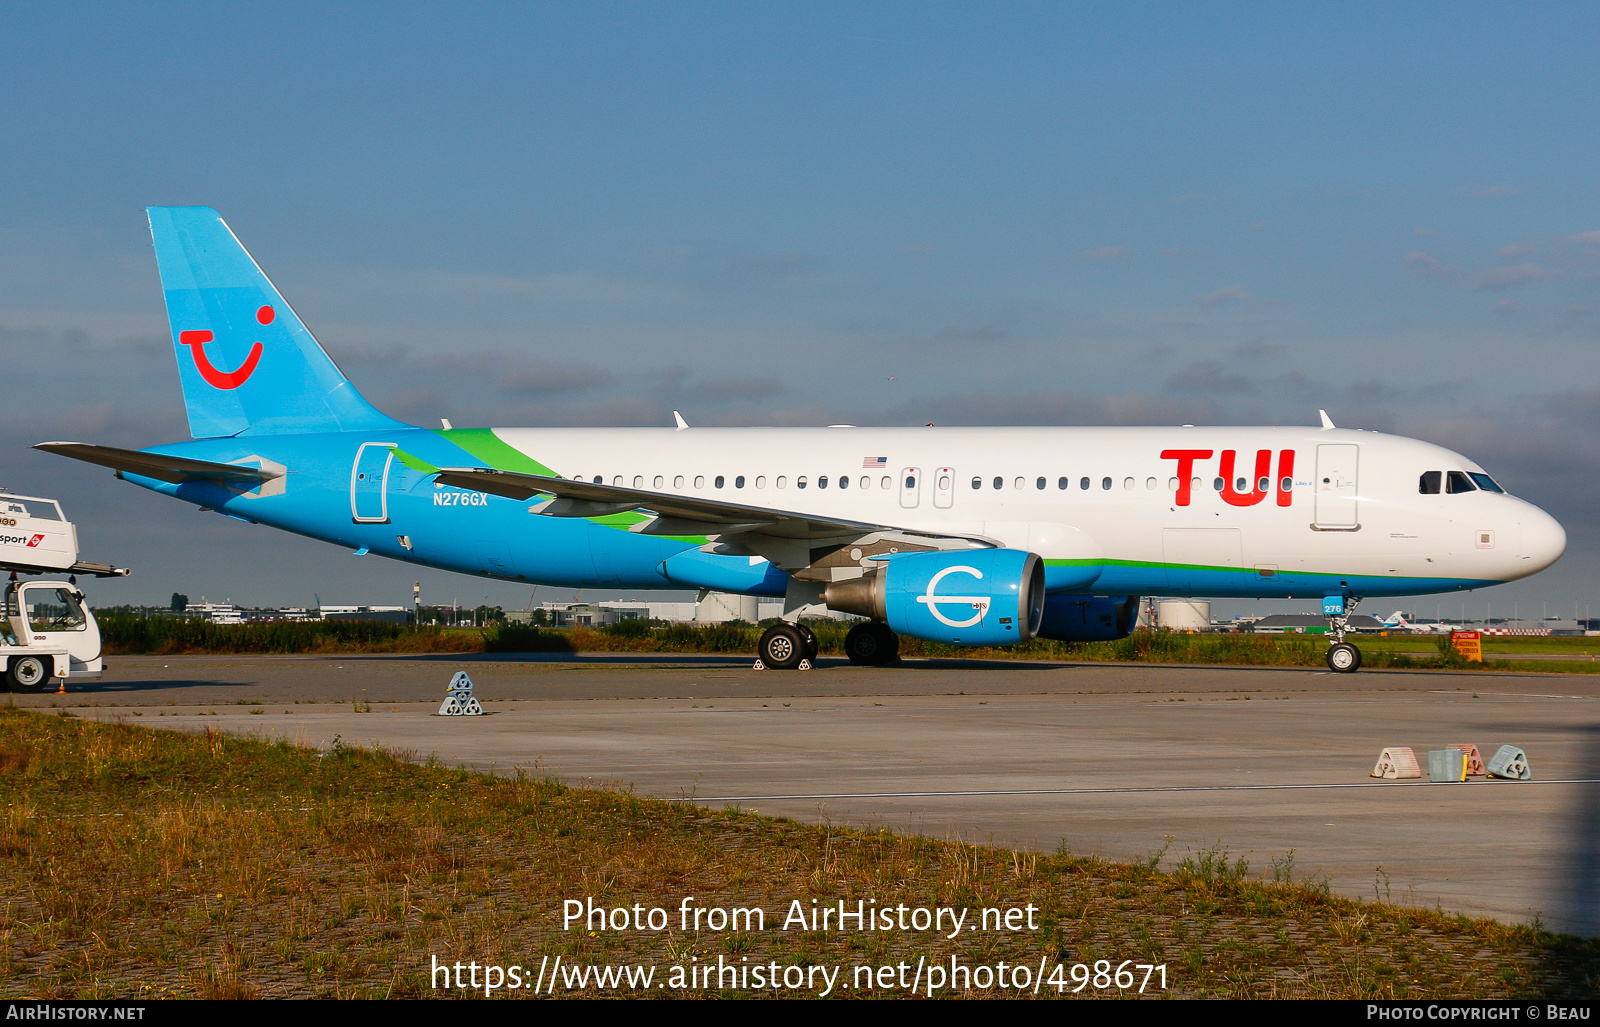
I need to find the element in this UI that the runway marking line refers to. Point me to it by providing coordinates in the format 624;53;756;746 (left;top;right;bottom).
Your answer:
680;779;1600;802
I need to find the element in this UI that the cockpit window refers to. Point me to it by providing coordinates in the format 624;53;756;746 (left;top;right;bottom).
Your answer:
1419;471;1441;494
1446;471;1476;494
1468;472;1505;494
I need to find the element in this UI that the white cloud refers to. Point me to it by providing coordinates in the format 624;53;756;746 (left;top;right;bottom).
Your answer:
1472;264;1552;291
1405;251;1458;280
1195;287;1250;308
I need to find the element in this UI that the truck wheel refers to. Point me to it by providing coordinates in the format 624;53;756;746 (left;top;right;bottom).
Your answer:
7;655;50;693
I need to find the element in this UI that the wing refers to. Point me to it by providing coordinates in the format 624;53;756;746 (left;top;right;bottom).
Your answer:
433;467;906;540
35;442;284;485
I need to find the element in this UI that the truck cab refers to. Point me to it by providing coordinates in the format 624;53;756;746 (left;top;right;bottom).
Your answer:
1;580;104;692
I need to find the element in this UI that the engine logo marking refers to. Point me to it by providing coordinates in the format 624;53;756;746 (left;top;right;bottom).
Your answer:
917;565;990;628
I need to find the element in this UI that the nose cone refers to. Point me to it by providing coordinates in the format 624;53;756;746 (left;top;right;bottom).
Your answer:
1520;504;1568;576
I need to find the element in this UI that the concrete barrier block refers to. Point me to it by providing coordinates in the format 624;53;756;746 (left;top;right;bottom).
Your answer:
437;670;484;716
1428;748;1468;783
1451;743;1486;776
1486;744;1531;781
1371;747;1421;779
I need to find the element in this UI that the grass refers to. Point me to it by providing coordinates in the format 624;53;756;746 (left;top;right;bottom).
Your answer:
99;615;1600;674
0;707;1594;999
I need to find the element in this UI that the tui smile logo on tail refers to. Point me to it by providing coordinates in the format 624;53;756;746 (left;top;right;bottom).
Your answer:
177;305;273;389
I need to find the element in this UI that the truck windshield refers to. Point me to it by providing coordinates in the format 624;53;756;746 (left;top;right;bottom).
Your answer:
25;587;86;632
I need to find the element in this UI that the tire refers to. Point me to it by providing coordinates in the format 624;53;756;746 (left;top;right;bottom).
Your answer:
845;622;899;665
7;655;50;693
758;624;806;670
1326;642;1362;673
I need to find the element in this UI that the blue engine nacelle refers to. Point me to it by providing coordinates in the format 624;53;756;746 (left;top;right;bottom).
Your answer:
823;549;1045;646
1035;594;1140;642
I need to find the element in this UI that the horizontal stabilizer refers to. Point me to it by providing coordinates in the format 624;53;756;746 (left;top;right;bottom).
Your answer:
434;467;893;540
34;442;284;485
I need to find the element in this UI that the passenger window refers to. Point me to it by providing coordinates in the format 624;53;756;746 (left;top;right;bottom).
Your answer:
838;474;849;489
1101;477;1112;490
818;476;828;489
776;476;787;489
1036;477;1046;490
993;476;1003;489
1213;477;1224;491
1080;477;1090;490
880;476;892;490
1058;477;1068;490
1146;477;1157;490
1257;476;1269;492
798;476;808;489
1446;471;1476;494
1419;471;1441;494
755;476;766;489
735;475;745;488
1279;476;1292;492
613;476;623;486
694;475;705;489
714;475;725;489
972;477;982;490
1123;477;1135;490
633;475;643;488
654;475;664;489
904;475;916;489
673;475;684;489
593;476;603;484
1013;476;1024;490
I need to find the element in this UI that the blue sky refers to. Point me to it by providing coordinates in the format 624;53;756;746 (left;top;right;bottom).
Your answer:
2;2;1596;619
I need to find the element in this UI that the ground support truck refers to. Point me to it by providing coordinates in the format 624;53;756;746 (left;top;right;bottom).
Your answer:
0;492;127;692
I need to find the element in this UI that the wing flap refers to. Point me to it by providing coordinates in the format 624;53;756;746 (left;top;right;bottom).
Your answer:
35;442;284;485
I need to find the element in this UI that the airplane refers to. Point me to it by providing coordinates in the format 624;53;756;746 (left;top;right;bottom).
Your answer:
1378;611;1463;633
39;207;1568;674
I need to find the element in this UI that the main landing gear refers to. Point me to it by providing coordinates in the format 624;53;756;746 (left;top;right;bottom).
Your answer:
756;622;819;671
1324;595;1364;673
844;622;899;666
754;621;902;669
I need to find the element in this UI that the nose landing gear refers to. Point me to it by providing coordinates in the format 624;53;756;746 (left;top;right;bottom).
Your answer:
1324;595;1364;673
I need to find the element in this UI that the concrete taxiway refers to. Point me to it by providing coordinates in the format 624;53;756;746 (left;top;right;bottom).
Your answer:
23;652;1600;935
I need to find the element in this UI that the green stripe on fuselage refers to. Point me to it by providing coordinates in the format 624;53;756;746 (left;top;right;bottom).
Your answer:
432;428;706;543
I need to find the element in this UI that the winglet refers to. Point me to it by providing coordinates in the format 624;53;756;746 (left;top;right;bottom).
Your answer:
1318;409;1336;430
673;411;688;431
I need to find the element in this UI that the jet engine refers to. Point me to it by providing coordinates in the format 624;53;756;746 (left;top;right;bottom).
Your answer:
1035;594;1140;642
824;549;1045;646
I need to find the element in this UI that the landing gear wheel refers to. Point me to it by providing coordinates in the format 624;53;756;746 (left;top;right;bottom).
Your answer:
757;624;806;670
7;655;49;693
795;623;819;662
845;622;899;665
1326;642;1362;674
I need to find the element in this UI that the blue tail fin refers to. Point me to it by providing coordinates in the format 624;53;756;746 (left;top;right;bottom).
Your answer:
148;206;408;438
